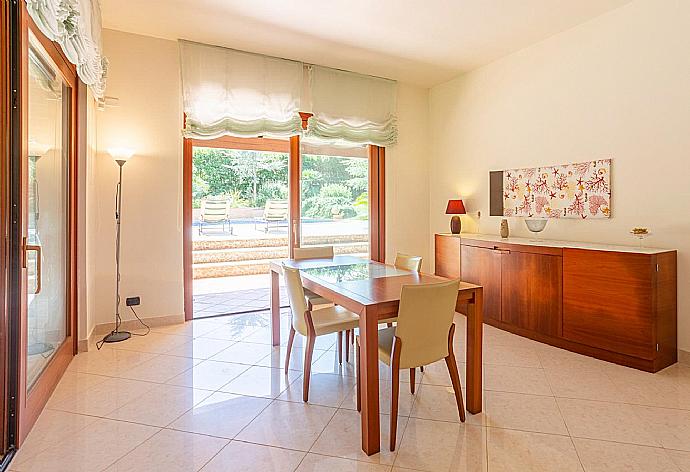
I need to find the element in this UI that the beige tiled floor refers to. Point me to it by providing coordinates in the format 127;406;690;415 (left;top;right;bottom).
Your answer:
10;310;690;472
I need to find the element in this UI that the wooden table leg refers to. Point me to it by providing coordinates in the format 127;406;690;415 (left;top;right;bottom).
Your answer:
270;269;280;346
465;288;483;414
359;305;380;455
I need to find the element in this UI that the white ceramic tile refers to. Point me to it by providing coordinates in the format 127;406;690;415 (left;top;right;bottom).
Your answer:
410;383;467;423
166;360;249;390
118;354;200;383
419;359;466;387
219;365;300;399
45;371;109;407
164;338;236;360
297;454;392;472
170;392;271;439
13;418;158;472
236;400;336;451
667;449;690;472
105;429;227;471
545;367;624;402
394;418;487;471
632;405;690;451
256;345;327;372
11;410;97;467
557;398;660;447
211;342;274;365
112;332;192;354
573;438;679;472
200;441;305;472
483;343;542;368
201;324;261;342
69;348;157;376
49;377;157;417
107;384;213;427
311;409;406;465
484;390;569;435
340;379;415;417
484;365;552;395
487;428;583;472
278;372;355;408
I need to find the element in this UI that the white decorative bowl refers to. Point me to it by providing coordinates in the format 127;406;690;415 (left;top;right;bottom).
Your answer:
525;218;548;236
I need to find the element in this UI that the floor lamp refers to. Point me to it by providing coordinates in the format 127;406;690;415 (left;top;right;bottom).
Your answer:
101;148;135;344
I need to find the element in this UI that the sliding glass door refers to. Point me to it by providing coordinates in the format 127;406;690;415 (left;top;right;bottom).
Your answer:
16;20;77;443
299;142;369;259
183;135;385;320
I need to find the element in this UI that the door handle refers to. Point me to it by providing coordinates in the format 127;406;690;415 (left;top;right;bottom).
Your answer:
22;237;42;294
492;246;511;255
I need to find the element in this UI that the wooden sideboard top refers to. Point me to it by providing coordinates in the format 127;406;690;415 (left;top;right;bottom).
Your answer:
437;233;675;255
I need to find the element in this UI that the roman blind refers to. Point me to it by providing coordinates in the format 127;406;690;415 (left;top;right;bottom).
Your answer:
25;0;108;99
304;65;397;146
180;40;303;140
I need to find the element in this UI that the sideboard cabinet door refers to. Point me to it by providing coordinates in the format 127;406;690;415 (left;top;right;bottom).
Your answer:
461;244;502;321
501;250;563;337
434;235;461;279
562;249;655;360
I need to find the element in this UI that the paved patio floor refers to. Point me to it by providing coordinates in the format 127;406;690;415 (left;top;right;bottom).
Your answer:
193;274;288;318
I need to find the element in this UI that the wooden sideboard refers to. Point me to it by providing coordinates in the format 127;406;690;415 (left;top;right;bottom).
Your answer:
435;233;677;372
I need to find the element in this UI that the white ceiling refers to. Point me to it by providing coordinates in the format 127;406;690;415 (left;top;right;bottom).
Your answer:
101;0;631;87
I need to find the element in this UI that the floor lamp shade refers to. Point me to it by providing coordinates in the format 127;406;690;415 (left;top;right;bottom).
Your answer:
446;199;466;234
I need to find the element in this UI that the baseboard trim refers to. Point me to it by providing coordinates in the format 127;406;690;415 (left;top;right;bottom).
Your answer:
679;349;690;366
76;314;184;351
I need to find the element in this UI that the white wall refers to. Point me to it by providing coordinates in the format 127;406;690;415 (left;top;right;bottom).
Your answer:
386;84;430;268
92;29;431;328
94;29;184;328
429;0;690;350
77;84;98;344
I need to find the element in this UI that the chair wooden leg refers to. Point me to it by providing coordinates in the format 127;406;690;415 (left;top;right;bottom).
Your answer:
390;337;402;452
337;331;343;364
345;330;350;363
444;324;466;422
409;368;415;394
356;337;361;412
303;335;316;402
285;326;296;374
303;311;317;403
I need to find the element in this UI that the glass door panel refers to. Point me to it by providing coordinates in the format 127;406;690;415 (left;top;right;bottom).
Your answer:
25;32;70;390
191;144;289;318
300;142;369;258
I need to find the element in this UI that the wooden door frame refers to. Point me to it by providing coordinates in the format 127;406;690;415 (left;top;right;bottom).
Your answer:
368;146;385;263
1;0;11;455
14;6;79;445
182;133;386;321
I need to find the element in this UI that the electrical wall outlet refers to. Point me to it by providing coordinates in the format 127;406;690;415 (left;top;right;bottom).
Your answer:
125;296;141;306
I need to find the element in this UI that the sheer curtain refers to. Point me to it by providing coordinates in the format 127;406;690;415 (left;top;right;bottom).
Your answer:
305;65;397;147
25;0;108;99
180;40;303;140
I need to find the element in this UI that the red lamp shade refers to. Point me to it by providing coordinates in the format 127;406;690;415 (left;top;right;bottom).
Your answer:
445;199;467;215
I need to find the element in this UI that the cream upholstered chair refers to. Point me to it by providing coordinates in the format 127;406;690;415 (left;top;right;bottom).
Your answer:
356;279;465;451
293;246;335;308
283;265;359;402
379;253;424;328
394;253;423;272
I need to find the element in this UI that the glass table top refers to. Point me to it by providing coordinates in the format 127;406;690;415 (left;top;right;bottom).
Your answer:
301;263;410;284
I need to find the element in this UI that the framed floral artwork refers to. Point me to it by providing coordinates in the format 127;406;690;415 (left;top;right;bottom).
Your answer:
502;159;611;219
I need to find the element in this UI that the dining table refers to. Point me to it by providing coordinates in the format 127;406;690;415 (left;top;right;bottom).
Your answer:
269;255;483;456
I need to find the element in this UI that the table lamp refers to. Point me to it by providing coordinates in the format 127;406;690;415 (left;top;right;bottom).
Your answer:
446;199;466;234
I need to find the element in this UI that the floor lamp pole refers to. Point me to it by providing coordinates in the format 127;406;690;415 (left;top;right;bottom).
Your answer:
102;159;131;343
